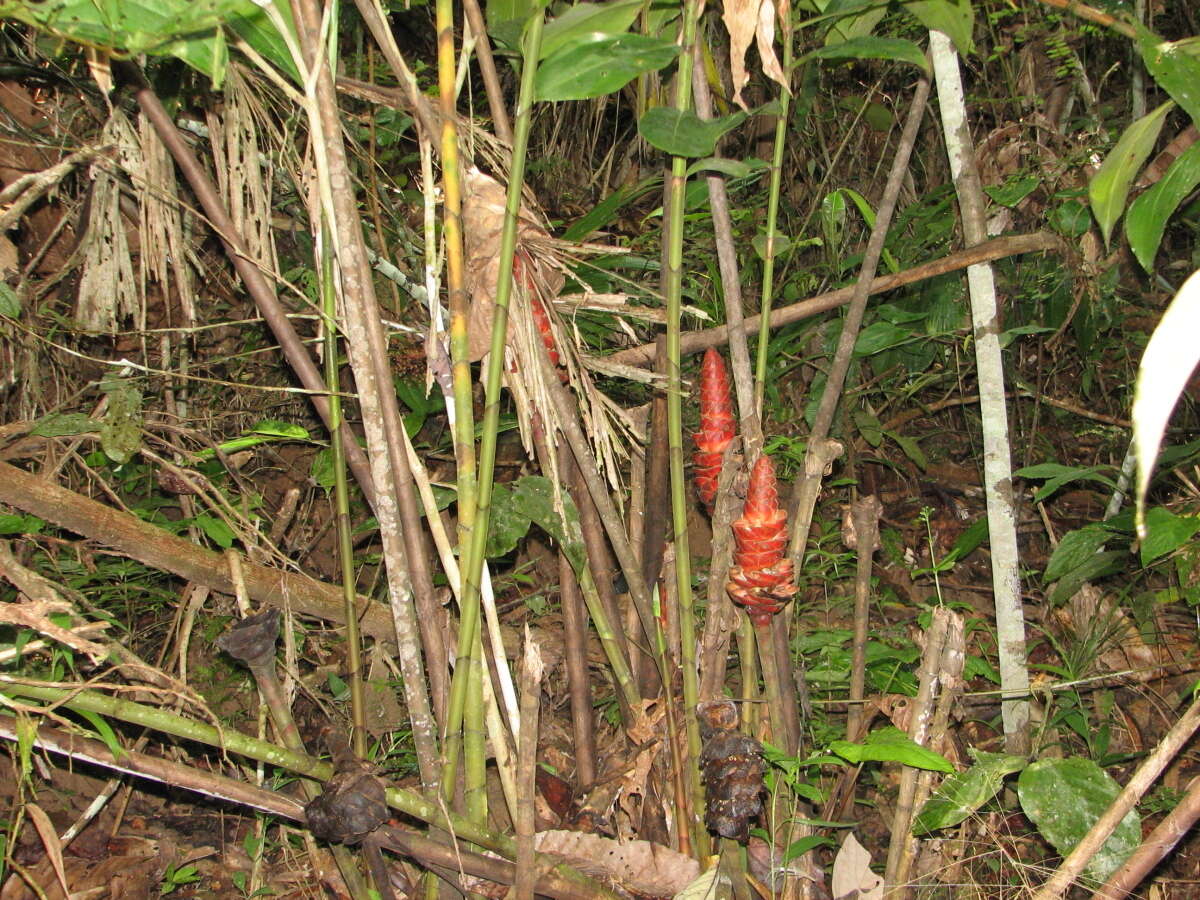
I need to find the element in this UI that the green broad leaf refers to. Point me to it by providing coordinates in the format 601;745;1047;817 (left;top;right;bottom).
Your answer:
941;516;989;566
510;475;587;573
252;420;309;440
854;321;914;355
751;231;803;260
1127;141;1200;271
903;0;974;57
76;709;125;760
535;32;678;102
0;283;19;318
310;448;335;489
30;412;100;437
885;430;927;471
684;156;769;179
1018;757;1140;882
1013;462;1116;502
225;1;300;84
196;420;312;458
829;726;954;773
853;408;883;448
985;175;1040;208
327;671;349;701
638;107;747;158
801;37;930;73
912;749;1025;836
0;514;46;535
783;834;835;862
999;324;1055;348
1044;524;1110;582
1088;100;1173;247
0;0;242;82
1136;26;1200;125
99;379;143;464
1140;506;1200;567
194;514;235;548
486;483;533;559
539;0;643;60
1133;269;1200;537
486;0;539;50
1048;550;1125;606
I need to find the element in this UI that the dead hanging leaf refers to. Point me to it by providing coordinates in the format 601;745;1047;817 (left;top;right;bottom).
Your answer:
461;167;563;362
723;0;789;108
535;829;699;897
832;832;884;900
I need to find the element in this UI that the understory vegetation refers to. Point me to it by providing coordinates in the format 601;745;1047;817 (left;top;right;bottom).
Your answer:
1;0;1199;897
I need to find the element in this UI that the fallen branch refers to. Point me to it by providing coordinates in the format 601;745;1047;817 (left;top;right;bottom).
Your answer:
605;231;1063;369
0;460;395;641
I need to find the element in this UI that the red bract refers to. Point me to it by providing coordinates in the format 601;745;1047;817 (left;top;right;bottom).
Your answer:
516;251;566;382
693;348;736;511
727;456;796;625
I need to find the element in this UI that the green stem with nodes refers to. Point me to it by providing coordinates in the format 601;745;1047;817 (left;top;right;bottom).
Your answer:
664;0;708;859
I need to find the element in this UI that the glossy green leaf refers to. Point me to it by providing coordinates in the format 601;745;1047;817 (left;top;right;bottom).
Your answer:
511;475;586;573
225;1;299;83
487;0;539;50
535;32;678;101
539;0;642;60
1133;269;1200;537
99;379;143;464
829;727;954;773
913;750;1025;835
854;321;914;355
986;175;1039;208
904;0;974;56
1018;757;1140;882
1140;506;1200;567
30;412;100;438
486;483;532;558
1136;26;1200;125
1013;462;1116;503
886;429;927;471
0;283;19;318
638;107;747;158
1088;100;1173;246
0;514;46;535
1044;523;1110;582
0;0;242;82
194;514;235;549
801;37;930;73
684;157;769;179
77;709;125;760
1127;141;1200;271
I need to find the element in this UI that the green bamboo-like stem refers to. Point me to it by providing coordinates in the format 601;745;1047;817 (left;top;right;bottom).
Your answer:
752;18;795;410
447;4;547;831
0;683;621;899
435;0;477;805
321;227;366;759
579;566;642;722
736;616;760;732
664;0;707;860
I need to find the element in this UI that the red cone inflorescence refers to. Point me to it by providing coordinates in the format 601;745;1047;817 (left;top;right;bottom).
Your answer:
693;348;736;511
728;455;796;625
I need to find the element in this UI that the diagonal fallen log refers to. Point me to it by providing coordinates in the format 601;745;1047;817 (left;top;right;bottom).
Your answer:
605;231;1064;369
0;460;395;641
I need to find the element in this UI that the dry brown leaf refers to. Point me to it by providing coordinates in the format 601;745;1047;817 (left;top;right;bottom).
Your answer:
724;0;788;108
832;832;883;900
535;829;700;897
